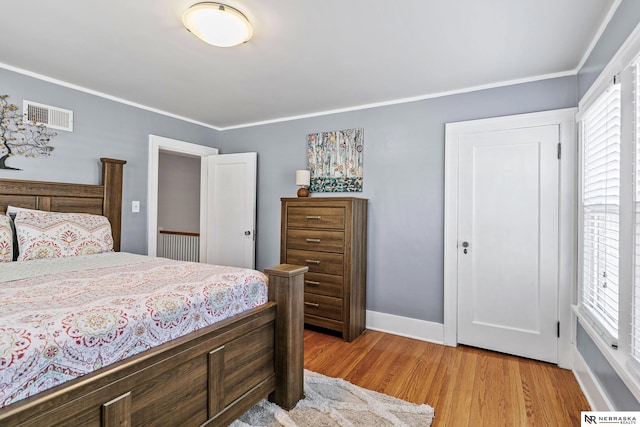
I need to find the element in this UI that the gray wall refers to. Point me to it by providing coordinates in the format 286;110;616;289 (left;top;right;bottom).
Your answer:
577;324;640;410
220;76;577;323
0;67;220;254
575;0;640;409
158;152;201;233
578;0;640;98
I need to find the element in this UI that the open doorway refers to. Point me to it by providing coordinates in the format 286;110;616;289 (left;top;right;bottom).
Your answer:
156;151;201;261
147;134;218;259
148;134;257;269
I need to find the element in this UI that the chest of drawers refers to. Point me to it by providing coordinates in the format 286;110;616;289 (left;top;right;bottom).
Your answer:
280;197;368;341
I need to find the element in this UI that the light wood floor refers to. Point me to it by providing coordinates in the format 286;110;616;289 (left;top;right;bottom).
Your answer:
303;328;590;427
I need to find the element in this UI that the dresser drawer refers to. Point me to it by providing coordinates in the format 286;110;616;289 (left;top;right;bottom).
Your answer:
286;229;344;253
304;293;342;321
287;207;345;229
304;272;343;298
286;249;343;276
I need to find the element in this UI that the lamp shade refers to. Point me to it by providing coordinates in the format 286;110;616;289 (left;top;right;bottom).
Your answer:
183;3;253;47
295;170;310;186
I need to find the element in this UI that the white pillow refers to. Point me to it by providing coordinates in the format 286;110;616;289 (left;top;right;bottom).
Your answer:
15;211;114;260
6;205;41;217
0;214;13;262
5;207;41;261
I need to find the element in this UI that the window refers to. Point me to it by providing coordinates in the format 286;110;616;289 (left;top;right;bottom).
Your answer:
580;82;621;343
632;63;640;364
577;26;640;402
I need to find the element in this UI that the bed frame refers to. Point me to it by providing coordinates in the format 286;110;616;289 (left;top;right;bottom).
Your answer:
0;158;307;426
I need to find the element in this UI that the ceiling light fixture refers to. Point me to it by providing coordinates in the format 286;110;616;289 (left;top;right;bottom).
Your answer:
182;2;253;48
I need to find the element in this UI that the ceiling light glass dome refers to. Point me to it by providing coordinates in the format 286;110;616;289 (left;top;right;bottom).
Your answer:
182;3;253;48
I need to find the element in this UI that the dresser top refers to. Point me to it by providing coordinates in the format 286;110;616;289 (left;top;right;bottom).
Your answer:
281;196;368;202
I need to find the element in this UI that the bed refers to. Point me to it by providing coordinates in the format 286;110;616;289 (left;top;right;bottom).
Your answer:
0;158;307;426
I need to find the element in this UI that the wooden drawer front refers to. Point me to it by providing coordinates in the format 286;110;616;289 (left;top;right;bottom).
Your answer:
286;249;343;276
304;272;343;298
304;293;342;321
286;229;344;253
287;207;345;230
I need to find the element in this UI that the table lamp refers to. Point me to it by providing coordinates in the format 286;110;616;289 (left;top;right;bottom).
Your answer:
295;170;310;197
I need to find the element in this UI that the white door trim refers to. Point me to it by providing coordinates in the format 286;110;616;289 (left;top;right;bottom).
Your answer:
147;135;218;258
443;108;577;368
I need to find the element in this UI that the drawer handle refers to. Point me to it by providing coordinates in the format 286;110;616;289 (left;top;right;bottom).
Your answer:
305;259;321;265
306;238;321;243
305;280;320;286
306;215;322;220
304;302;320;308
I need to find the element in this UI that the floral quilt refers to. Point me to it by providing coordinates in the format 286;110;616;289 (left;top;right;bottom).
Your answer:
0;252;268;408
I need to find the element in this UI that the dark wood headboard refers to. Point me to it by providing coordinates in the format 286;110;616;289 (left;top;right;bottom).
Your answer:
0;158;127;251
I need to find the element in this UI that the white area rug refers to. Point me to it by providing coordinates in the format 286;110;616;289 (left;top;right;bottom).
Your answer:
230;370;435;427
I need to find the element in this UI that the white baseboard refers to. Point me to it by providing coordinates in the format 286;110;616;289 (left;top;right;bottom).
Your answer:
366;310;444;344
572;346;614;411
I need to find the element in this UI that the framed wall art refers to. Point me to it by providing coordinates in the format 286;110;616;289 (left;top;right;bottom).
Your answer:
307;128;363;192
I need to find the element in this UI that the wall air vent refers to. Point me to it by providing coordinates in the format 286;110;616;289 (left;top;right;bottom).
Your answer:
23;100;73;132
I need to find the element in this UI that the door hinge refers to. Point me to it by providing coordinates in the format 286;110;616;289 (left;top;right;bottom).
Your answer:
557;143;561;160
557;321;560;338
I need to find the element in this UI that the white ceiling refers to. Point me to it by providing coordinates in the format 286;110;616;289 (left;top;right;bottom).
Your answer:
0;0;617;129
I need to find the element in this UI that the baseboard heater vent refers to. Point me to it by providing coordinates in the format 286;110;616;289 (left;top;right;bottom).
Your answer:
158;230;200;262
23;100;74;132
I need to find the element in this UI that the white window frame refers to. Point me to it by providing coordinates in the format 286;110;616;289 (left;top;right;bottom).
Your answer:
579;82;621;345
576;22;640;402
630;62;640;369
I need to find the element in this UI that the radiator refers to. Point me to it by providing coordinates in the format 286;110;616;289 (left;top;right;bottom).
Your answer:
158;231;200;262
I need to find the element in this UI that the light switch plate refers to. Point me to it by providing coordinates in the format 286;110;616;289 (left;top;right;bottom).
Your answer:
132;201;140;213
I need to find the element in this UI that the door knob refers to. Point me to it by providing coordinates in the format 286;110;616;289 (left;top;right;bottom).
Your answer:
244;230;251;236
461;241;469;248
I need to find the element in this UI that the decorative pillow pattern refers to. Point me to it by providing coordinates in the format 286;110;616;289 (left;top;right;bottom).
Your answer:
7;207;42;261
0;215;13;262
15;211;114;261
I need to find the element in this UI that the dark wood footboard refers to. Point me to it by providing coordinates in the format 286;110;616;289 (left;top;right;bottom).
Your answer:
0;264;307;427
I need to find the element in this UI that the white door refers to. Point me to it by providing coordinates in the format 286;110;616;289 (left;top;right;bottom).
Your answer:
205;152;257;269
456;125;559;363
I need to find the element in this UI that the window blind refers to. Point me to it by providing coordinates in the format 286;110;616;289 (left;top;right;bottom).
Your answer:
632;64;640;363
581;82;621;343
